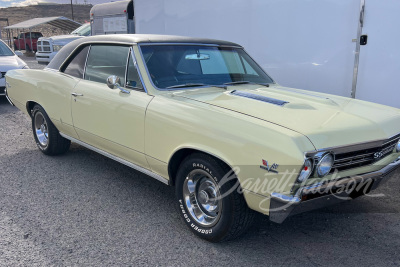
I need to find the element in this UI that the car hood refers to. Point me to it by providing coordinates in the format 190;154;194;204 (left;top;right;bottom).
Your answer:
0;56;25;71
41;35;84;45
174;85;400;150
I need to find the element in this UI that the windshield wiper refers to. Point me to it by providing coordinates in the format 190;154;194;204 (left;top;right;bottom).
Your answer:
224;81;270;87
166;83;227;89
166;83;206;89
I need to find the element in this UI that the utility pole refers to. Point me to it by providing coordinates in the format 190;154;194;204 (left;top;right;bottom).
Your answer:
70;0;74;21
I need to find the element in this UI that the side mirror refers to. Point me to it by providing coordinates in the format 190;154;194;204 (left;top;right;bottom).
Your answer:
106;75;130;94
14;51;23;57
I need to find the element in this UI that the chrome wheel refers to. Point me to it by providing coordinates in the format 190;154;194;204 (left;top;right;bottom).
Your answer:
34;112;49;147
183;169;222;227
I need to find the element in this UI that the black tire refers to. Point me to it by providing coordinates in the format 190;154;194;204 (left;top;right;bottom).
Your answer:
175;153;255;242
31;104;70;155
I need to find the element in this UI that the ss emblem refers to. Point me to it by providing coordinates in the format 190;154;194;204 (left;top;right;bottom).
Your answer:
374;151;384;159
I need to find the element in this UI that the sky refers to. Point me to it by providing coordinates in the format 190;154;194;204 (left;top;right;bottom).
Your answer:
0;0;109;8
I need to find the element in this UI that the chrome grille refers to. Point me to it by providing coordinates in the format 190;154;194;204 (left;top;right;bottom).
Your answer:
37;41;42;51
332;136;399;172
37;39;52;53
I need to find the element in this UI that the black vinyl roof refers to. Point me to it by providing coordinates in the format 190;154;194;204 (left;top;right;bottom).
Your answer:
47;34;242;70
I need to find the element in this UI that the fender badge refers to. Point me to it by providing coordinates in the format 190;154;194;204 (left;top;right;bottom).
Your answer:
260;159;279;173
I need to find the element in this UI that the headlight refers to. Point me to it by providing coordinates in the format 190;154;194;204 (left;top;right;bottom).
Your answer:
297;158;313;183
316;153;334;177
396;139;400;152
53;45;64;52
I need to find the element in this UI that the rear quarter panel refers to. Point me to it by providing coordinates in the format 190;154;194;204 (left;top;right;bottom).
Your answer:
6;69;80;138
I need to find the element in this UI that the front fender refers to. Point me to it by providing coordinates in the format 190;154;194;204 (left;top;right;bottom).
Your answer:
145;95;315;199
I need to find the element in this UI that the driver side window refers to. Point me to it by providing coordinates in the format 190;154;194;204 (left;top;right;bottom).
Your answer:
84;45;130;86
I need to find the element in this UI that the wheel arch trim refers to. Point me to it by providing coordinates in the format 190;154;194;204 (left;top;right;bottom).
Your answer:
167;146;235;186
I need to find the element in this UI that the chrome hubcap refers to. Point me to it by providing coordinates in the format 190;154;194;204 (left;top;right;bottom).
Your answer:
183;169;222;227
34;112;49;147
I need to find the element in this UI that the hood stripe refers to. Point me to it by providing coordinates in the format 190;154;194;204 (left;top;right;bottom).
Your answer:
230;90;289;106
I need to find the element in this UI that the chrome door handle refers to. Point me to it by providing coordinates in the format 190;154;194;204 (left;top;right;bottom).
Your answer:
71;92;83;97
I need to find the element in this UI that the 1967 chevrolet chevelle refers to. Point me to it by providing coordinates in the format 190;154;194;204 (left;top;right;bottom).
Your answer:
5;35;400;242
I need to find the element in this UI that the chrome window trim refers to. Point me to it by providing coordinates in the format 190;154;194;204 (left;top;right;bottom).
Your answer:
59;41;137;73
129;45;148;93
137;43;275;91
59;133;169;185
82;45;91;80
124;47;131;88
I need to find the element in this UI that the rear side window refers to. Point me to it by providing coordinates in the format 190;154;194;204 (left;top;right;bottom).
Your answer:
84;45;130;85
63;46;90;78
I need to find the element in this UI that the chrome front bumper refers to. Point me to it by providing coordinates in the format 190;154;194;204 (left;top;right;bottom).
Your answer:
4;87;14;106
269;156;400;223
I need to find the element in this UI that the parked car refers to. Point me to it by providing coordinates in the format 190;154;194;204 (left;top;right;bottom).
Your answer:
13;32;42;51
36;23;90;63
5;35;400;242
0;40;28;96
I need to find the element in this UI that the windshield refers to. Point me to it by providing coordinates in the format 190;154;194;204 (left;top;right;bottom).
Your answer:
71;24;91;36
140;45;274;89
0;41;14;56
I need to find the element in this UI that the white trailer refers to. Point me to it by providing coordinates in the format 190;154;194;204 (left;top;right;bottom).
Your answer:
92;0;400;108
90;0;135;35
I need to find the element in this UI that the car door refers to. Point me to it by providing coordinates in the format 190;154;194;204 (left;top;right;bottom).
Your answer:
71;45;153;168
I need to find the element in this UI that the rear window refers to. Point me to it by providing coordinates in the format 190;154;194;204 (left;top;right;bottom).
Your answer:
63;46;90;78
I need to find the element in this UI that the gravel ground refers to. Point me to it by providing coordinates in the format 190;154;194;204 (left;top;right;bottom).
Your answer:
0;56;400;266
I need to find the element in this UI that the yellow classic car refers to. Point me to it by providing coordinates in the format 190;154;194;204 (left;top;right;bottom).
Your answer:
5;35;400;242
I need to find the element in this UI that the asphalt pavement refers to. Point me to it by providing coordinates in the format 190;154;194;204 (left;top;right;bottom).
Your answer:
0;55;399;266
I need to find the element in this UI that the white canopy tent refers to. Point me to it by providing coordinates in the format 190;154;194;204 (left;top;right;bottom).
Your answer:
4;16;81;51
